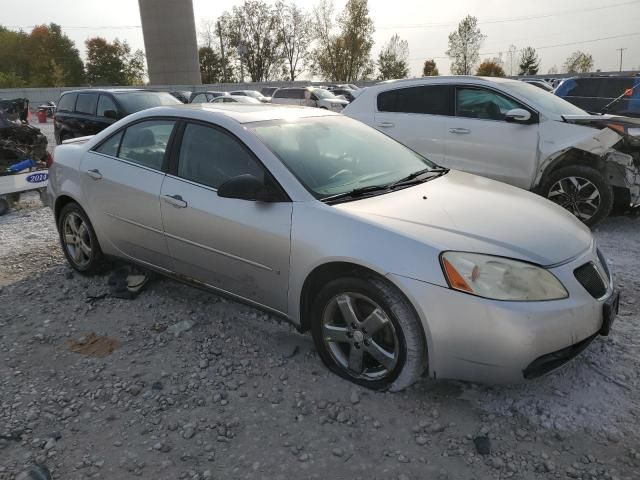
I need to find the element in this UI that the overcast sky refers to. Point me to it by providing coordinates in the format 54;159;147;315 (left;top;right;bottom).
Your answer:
3;0;640;77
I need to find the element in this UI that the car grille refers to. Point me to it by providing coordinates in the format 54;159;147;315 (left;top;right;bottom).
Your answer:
574;262;607;299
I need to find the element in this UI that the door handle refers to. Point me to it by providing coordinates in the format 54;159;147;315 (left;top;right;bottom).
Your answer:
448;128;471;134
163;194;187;208
377;121;395;128
86;169;103;180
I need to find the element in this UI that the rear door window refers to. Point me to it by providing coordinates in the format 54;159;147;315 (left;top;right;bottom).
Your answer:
57;93;77;112
118;120;176;170
97;95;118;117
377;85;454;115
75;93;98;115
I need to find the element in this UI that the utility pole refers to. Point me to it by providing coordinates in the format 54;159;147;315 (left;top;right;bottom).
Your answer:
217;20;227;83
616;47;627;72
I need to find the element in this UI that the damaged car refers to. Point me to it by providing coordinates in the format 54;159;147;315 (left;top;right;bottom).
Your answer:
343;77;640;226
0;109;48;169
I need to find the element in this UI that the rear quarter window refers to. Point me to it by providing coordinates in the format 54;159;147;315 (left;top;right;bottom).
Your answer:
57;93;77;112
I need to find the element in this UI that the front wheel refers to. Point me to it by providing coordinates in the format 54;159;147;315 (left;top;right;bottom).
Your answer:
540;165;613;228
58;202;105;274
310;275;427;391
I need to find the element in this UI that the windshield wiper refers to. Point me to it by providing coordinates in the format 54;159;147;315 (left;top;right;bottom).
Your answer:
600;82;638;114
320;184;391;203
388;167;449;188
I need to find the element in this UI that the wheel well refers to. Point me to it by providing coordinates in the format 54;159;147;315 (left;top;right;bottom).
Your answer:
54;195;76;223
538;148;605;189
299;262;390;333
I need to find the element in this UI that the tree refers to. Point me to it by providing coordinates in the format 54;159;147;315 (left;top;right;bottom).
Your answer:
548;65;558;74
275;1;313;81
219;1;283;82
377;34;409;80
0;27;30;87
28;24;85;87
312;0;374;81
198;46;233;83
563;51;594;73
518;46;540;75
446;15;485;75
85;38;146;85
476;58;506;77
422;59;439;76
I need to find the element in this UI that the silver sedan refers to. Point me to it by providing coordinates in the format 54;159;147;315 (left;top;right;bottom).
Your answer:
47;104;619;391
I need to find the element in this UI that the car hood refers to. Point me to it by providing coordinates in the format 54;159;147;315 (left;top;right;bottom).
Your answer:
563;114;640;127
335;170;593;266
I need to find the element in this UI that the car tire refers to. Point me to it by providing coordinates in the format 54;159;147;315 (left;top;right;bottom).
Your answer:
310;275;427;391
57;202;105;275
540;165;613;228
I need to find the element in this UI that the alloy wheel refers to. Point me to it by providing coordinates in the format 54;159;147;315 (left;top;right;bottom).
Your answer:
547;176;601;221
321;292;399;381
62;212;93;268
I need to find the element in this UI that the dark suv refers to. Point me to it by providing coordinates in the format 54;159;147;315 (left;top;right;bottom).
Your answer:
554;76;640;117
54;89;181;144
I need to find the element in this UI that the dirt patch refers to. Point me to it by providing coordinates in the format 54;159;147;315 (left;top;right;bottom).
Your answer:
67;333;120;357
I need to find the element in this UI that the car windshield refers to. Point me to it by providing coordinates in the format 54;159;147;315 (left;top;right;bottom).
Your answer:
249;115;436;199
312;88;337;100
503;81;587;116
115;91;181;113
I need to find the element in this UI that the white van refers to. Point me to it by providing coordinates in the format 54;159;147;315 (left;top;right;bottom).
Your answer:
272;87;349;111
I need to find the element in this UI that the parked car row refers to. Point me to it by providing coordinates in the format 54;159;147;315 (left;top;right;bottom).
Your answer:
52;77;639;226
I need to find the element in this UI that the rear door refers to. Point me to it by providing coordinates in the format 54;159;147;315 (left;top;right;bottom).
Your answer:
80;118;177;269
444;85;539;189
373;84;453;164
160;121;292;313
556;78;601;113
74;93;101;137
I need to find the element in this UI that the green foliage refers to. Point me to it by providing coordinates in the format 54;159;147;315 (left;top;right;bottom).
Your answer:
422;59;439;76
312;0;374;81
85;38;145;86
518;47;540;75
276;1;313;81
198;46;234;83
446;15;485;75
563;51;594;74
219;1;283;82
476;59;506;77
377;34;409;80
0;24;84;87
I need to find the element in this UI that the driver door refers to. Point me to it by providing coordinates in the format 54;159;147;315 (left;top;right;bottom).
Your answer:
160;121;292;313
444;86;539;189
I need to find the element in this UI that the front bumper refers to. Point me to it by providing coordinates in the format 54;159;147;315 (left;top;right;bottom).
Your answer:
390;246;616;383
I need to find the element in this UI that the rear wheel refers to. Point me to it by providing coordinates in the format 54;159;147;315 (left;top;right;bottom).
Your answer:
540;165;613;227
310;275;427;391
58;202;105;274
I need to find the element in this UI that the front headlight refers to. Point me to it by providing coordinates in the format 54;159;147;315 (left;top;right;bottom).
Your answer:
440;252;568;301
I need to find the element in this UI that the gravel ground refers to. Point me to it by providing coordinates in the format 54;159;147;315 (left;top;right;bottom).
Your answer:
1;196;639;480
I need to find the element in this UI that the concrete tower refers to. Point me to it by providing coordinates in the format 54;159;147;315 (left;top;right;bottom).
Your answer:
138;0;201;85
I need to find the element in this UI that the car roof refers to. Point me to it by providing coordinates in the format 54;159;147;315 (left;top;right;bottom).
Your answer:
61;88;155;95
140;103;340;124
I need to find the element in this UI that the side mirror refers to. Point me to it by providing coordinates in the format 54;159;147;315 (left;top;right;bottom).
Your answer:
505;108;532;123
217;174;280;202
103;109;119;120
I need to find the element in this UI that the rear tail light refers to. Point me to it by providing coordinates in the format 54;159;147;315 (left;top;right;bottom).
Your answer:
46;151;54;168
